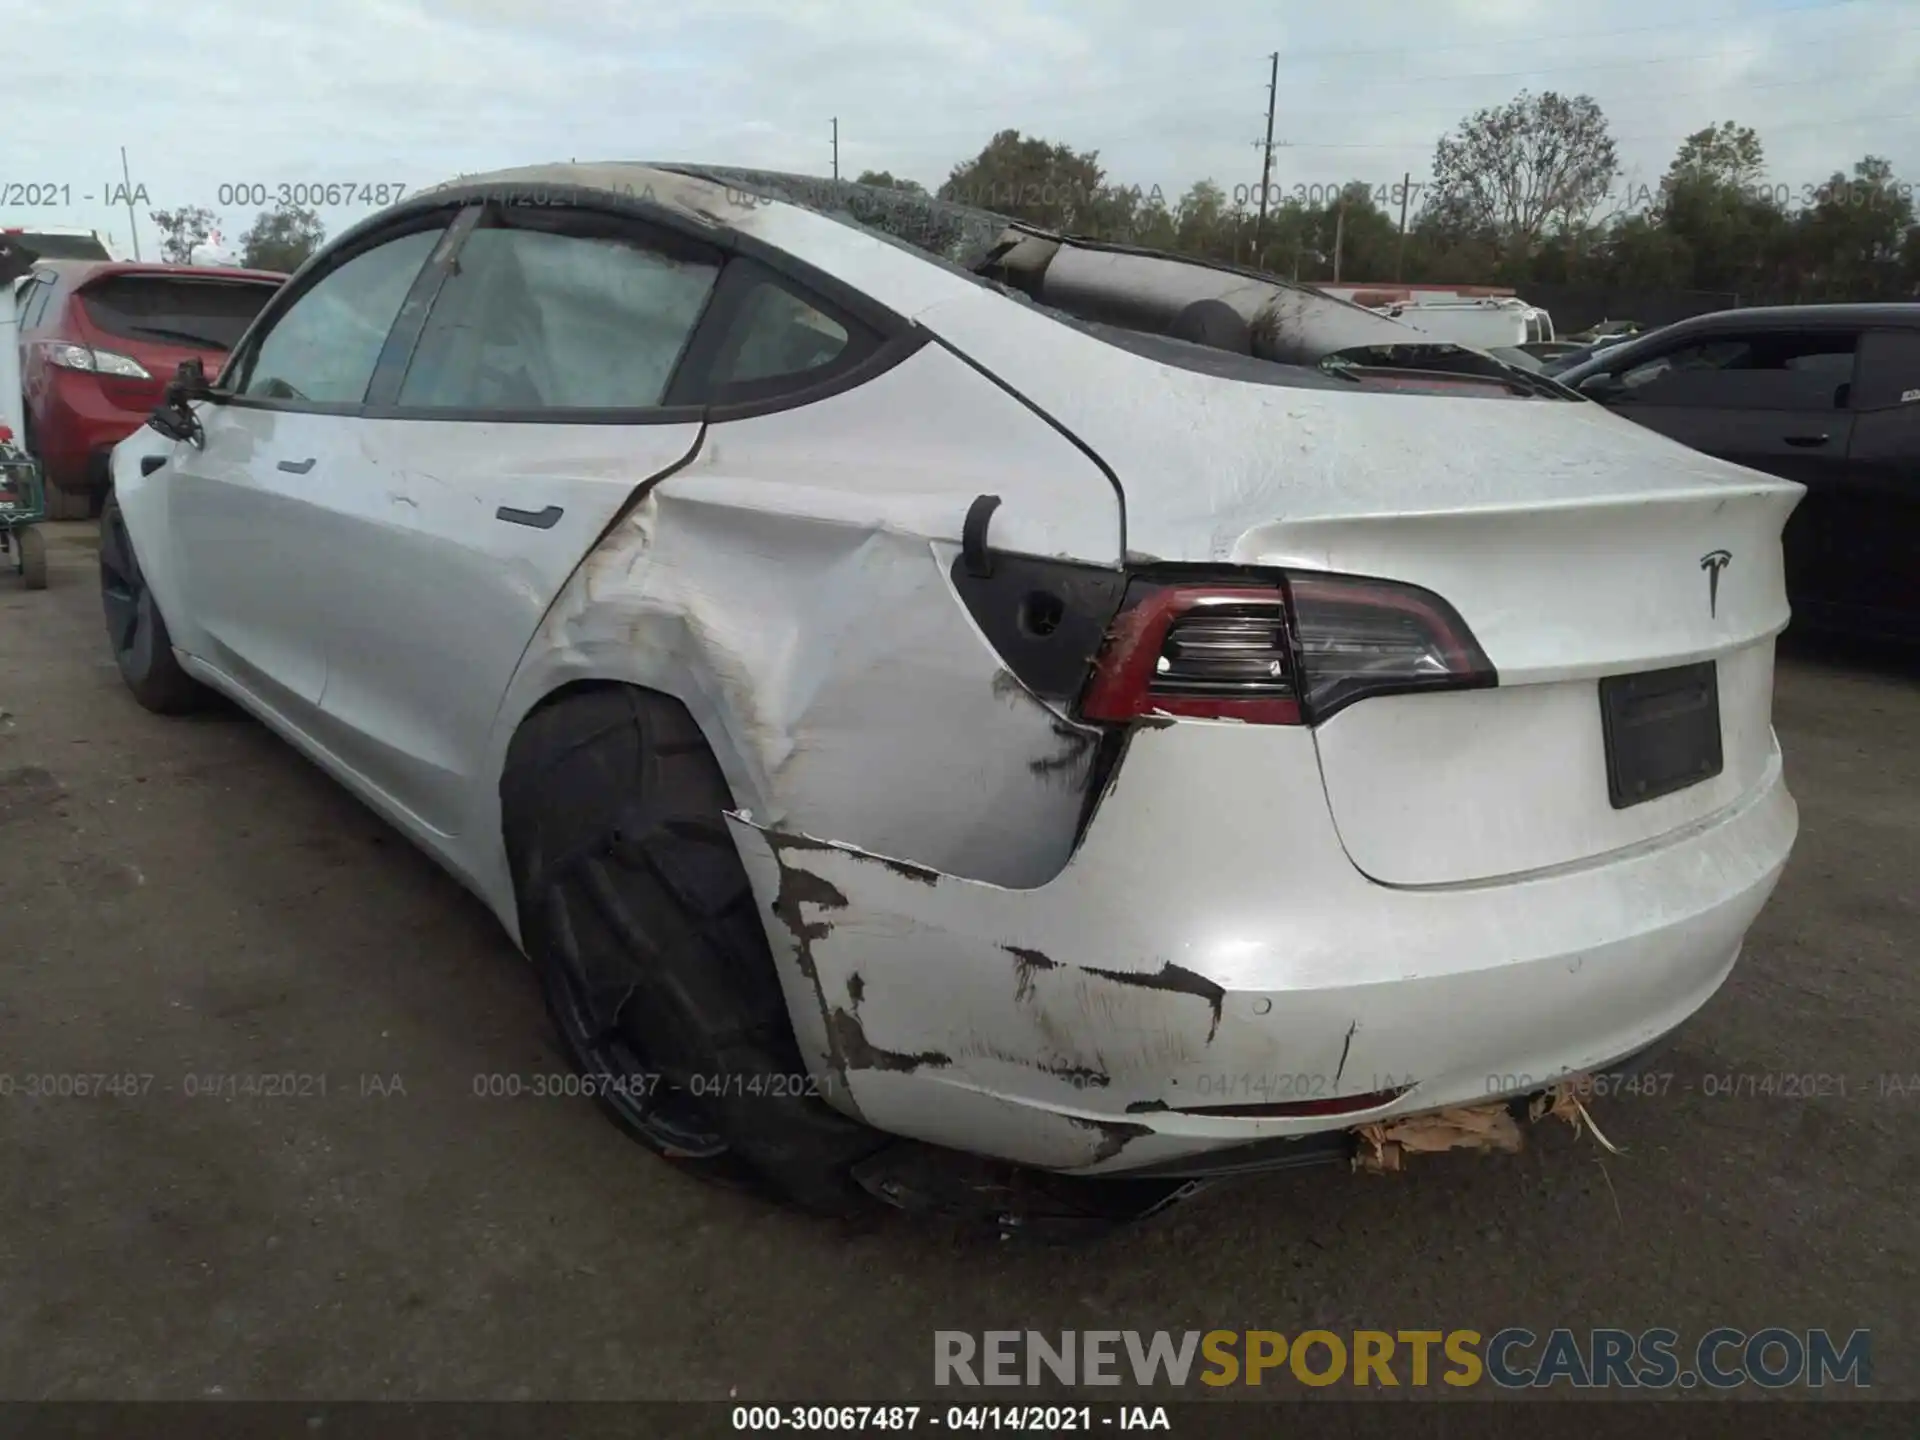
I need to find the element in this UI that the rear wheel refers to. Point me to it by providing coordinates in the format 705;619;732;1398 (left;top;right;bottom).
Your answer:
20;422;90;521
500;685;885;1214
17;527;46;589
43;484;91;521
98;492;206;713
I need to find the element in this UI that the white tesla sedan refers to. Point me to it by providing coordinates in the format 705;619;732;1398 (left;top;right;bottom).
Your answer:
102;164;1801;1225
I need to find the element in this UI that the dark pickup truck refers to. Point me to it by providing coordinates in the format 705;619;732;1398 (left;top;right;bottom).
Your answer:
1558;303;1920;643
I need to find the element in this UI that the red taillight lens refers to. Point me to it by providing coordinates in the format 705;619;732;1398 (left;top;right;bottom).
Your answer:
1079;573;1494;726
1284;573;1494;719
1081;585;1301;724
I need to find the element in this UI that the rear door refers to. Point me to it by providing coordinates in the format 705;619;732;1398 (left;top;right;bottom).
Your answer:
1838;327;1920;635
164;213;453;722
1600;326;1859;612
294;202;720;836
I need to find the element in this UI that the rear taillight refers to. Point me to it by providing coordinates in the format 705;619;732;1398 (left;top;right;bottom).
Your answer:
1082;585;1299;723
44;342;150;380
1079;573;1494;726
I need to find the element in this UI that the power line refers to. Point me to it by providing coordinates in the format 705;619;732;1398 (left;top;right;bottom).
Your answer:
1254;0;1873;66
890;0;1887;119
1069;58;1920;149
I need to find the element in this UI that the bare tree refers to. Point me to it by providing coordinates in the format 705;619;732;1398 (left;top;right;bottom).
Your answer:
1429;91;1619;252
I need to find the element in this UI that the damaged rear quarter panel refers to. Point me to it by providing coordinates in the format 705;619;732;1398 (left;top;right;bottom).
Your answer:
472;336;1124;934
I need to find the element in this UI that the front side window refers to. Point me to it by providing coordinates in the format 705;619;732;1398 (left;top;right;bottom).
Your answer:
1618;331;1858;411
1850;328;1920;412
396;218;720;411
239;226;443;404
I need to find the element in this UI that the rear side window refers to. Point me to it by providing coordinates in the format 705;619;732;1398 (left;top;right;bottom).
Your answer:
239;227;442;404
19;232;109;260
78;276;280;352
1619;330;1859;411
397;218;720;411
709;282;851;386
19;274;57;330
1850;328;1920;412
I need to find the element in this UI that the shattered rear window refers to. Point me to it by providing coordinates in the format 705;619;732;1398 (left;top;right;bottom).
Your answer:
667;166;1015;273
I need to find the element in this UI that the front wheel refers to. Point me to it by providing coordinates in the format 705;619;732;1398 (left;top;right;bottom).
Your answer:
98;492;206;713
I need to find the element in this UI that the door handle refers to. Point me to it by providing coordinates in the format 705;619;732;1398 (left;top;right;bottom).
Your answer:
496;504;564;530
140;455;167;476
1783;434;1829;447
277;457;317;474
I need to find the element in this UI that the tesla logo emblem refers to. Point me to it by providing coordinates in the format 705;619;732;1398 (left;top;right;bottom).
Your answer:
1700;550;1732;617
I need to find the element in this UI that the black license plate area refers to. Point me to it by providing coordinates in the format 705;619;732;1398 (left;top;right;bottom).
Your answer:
1599;661;1723;809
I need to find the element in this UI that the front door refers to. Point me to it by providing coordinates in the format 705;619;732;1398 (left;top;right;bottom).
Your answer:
1600;327;1861;614
166;220;450;730
291;204;724;836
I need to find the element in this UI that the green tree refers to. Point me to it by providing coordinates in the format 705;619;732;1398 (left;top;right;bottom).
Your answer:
150;206;217;265
939;129;1109;231
853;170;927;193
1789;155;1915;299
239;204;325;273
1651;123;1784;293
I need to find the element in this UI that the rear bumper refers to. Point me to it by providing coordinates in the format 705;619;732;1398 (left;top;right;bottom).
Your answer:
727;720;1797;1176
32;370;155;495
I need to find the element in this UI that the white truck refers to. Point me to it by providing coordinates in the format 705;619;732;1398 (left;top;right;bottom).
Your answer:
1373;295;1555;348
1313;284;1555;349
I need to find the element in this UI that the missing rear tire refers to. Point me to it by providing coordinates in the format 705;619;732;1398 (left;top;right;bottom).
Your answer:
500;685;885;1214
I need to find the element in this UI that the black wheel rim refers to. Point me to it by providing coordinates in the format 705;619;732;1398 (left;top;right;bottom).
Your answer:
540;849;728;1159
99;510;150;671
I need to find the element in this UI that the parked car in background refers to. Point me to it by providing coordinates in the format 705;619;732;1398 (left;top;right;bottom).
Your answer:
1559;304;1920;642
3;225;119;261
15;260;284;516
103;164;1799;1225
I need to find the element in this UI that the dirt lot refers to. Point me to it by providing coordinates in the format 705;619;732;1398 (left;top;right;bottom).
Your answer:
1;520;1915;1403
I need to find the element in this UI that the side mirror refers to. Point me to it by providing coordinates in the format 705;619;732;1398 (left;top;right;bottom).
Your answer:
147;359;211;446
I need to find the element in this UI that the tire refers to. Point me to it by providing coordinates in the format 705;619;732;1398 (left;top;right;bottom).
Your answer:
18;526;46;589
20;420;87;520
98;492;207;713
44;484;90;521
500;685;886;1214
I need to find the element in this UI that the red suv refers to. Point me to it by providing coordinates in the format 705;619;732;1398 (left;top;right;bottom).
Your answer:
15;261;285;517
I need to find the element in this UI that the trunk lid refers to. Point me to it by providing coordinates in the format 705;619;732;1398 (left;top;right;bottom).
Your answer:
916;291;1804;884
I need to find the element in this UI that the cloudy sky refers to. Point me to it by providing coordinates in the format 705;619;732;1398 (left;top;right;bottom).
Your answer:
11;0;1918;255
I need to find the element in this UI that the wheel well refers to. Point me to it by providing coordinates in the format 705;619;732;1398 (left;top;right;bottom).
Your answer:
505;678;744;809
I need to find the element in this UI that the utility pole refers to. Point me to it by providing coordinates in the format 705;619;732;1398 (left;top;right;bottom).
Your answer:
831;118;839;181
1394;169;1411;281
1332;199;1346;283
120;146;141;261
1254;52;1278;254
